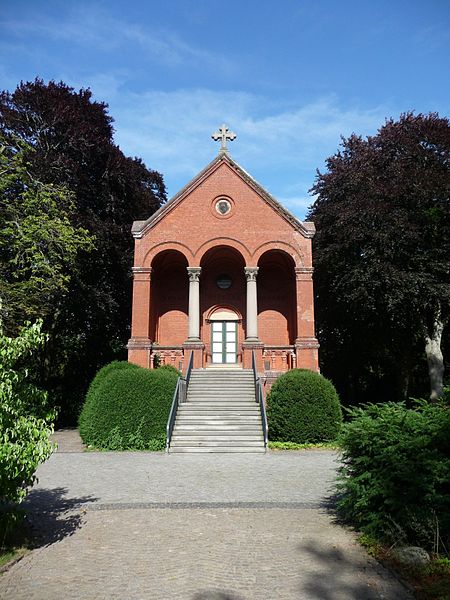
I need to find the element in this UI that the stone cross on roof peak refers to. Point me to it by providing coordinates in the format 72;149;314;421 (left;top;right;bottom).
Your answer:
212;124;236;154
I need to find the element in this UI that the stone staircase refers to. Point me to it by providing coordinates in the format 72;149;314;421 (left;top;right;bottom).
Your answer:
169;369;266;453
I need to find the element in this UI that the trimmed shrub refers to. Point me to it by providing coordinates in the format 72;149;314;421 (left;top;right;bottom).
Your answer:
337;401;450;551
78;361;179;450
267;369;342;443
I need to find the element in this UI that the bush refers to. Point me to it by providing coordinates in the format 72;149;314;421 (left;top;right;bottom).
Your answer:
267;369;342;443
0;320;55;509
337;401;450;552
78;361;179;450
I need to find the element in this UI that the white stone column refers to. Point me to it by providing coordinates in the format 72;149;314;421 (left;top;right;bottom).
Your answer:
244;267;259;341
187;267;201;341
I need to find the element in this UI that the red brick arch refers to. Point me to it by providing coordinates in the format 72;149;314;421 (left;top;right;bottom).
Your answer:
195;237;251;265
142;241;193;268
252;240;304;267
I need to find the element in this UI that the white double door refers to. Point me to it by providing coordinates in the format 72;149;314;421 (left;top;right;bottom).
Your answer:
212;321;238;364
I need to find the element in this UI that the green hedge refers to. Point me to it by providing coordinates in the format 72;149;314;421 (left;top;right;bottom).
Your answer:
337;401;450;551
78;361;179;450
267;369;342;443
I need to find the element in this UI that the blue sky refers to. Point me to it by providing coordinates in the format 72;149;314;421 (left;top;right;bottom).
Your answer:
1;0;449;219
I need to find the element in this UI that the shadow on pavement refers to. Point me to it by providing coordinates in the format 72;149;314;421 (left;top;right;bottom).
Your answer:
23;487;97;548
297;539;406;600
192;592;245;600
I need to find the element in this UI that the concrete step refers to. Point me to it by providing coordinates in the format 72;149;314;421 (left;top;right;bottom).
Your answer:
174;425;261;432
170;434;263;441
169;447;266;453
183;400;257;405
174;425;262;431
170;440;264;447
177;414;260;420
178;408;260;413
176;416;261;422
189;383;255;394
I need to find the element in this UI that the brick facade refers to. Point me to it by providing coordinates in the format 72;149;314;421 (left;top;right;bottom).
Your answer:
128;152;319;379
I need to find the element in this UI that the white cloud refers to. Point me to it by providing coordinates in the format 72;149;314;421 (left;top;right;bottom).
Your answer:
1;6;233;72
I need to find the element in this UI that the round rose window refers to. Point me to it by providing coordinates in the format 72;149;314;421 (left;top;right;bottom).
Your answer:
215;198;231;215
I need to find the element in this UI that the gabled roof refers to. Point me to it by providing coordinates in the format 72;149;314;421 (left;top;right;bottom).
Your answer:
131;152;315;239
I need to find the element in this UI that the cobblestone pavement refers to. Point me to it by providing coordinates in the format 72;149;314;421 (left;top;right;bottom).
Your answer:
0;435;413;600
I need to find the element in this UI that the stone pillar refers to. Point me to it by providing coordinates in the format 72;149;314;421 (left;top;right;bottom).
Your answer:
128;267;152;367
295;266;319;371
187;267;202;341
244;267;259;341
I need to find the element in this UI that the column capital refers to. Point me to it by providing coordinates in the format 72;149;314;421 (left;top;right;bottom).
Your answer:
244;266;259;281
187;266;202;282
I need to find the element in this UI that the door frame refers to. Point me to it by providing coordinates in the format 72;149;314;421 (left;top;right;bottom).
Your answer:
211;320;238;364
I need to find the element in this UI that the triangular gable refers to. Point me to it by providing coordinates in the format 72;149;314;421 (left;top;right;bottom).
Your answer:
131;153;315;239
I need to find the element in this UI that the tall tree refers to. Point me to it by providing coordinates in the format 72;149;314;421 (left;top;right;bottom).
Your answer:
0;79;166;422
308;112;450;402
0;135;93;330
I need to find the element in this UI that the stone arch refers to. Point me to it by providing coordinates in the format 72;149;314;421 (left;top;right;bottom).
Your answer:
150;249;189;344
257;249;297;346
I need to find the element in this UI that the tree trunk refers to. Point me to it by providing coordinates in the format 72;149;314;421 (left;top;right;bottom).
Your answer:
424;307;445;401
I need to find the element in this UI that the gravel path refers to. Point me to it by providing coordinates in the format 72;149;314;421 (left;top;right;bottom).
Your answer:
0;432;413;600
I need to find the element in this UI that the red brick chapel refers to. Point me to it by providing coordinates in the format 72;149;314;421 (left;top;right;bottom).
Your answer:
128;125;319;382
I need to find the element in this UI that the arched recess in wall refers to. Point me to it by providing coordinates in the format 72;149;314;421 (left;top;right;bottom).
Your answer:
151;250;189;345
200;245;246;354
257;250;296;345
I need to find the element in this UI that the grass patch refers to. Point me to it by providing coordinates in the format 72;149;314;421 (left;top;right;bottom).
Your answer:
359;535;450;600
0;547;27;570
0;510;30;572
268;441;339;450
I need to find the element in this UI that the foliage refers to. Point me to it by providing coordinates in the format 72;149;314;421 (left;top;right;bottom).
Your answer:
359;534;450;600
308;112;450;405
268;441;339;450
0;320;55;508
78;362;179;450
157;364;182;376
0;136;93;328
337;401;450;552
0;79;166;423
267;369;342;443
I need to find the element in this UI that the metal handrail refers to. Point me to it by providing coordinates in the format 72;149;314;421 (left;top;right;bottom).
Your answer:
185;351;194;386
252;350;269;450
165;352;194;452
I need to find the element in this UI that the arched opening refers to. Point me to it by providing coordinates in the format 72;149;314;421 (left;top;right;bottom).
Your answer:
151;250;189;344
200;246;246;364
257;250;296;345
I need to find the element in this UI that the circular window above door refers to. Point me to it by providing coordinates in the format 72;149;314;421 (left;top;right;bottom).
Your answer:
216;274;232;289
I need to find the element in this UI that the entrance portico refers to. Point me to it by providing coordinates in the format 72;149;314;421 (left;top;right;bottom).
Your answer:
128;127;319;380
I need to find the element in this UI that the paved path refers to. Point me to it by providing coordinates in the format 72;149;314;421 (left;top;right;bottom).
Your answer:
0;432;413;600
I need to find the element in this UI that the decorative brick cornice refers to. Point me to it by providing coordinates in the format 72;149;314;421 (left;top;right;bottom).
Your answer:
132;267;152;281
127;338;152;350
295;337;320;349
295;267;314;281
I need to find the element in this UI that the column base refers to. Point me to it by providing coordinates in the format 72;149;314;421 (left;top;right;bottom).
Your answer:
295;337;320;372
242;341;264;370
127;338;152;369
183;341;205;369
